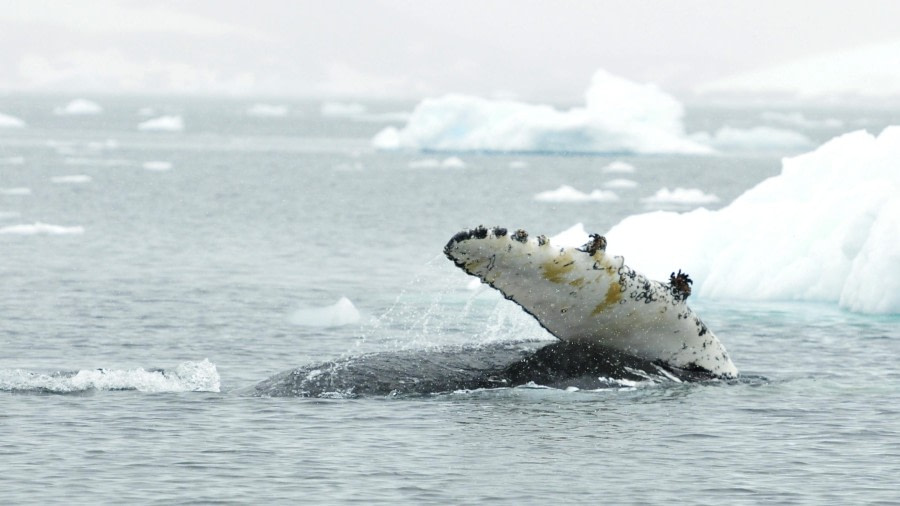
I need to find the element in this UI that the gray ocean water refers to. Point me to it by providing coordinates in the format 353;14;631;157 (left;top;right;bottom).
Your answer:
2;97;899;504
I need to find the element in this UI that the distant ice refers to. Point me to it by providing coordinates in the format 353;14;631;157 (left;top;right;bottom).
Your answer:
142;161;173;171
603;178;638;189
534;185;619;203
0;156;25;165
54;99;102;115
601;161;636;173
0;188;31;196
0;359;220;393
408;157;467;169
246;103;289;117
65;157;131;167
373;69;712;154
0;211;20;220
290;297;361;327
0;112;25;128
761;111;844;129
321;102;367;117
640;187;720;205
137;115;184;132
604;127;900;314
51;175;92;184
0;222;84;235
693;126;813;151
353;111;412;123
508;160;529;169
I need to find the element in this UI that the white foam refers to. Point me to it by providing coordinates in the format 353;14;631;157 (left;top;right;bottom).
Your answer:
604;127;900;314
761;111;844;129
373;69;712;154
640;187;720;205
142;160;173;171
290;296;361;327
54;99;102;115
534;185;619;203
51;175;92;184
0;359;220;393
601;161;636;173
0;112;25;128
0;222;84;235
693;126;813;151
321;102;367;117
603;178;638;189
137;115;184;132
246;104;289;117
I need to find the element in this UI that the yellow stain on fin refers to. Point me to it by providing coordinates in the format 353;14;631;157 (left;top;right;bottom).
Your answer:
592;282;622;315
540;252;575;284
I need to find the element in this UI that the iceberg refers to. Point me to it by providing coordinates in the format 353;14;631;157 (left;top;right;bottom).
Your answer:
137;115;184;132
0;112;25;128
373;70;712;154
602;128;900;314
54;99;102;115
534;185;619;203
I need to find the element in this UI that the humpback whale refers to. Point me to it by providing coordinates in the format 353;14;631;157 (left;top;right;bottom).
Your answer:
444;226;738;379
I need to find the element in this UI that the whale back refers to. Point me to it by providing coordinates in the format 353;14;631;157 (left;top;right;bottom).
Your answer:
444;226;738;378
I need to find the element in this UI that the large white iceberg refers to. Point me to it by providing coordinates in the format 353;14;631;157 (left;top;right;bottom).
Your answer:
373;70;713;154
598;128;900;314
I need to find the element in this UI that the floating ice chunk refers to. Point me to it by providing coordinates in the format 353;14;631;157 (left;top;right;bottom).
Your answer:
321;102;367;117
408;157;467;169
0;188;31;196
760;111;844;129
0;156;25;165
508;160;528;169
0;112;25;128
693;126;813;151
51;175;92;184
54;99;102;115
290;297;361;327
549;223;589;248
142;161;173;171
373;69;712;154
0;222;84;235
640;187;720;205
246;104;289;117
0;359;220;393
137;115;184;132
535;185;619;202
601;161;636;173
603;178;638;189
605;127;900;314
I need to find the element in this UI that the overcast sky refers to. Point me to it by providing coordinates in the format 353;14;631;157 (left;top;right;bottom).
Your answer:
1;0;899;100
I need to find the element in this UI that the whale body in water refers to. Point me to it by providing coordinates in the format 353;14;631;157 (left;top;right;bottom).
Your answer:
250;226;737;397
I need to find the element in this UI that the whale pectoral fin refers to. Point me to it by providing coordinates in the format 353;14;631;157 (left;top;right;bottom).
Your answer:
444;226;738;379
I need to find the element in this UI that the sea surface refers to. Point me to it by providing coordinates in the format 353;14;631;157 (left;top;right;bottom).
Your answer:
1;97;899;504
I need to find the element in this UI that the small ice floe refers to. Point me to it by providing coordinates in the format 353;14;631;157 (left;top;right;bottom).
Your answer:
54;99;103;115
51;175;92;184
137;115;184;132
601;160;636;173
508;160;528;169
603;178;638;189
0;112;25;128
246;104;289;117
0;187;31;196
320;102;367;117
142;161;173;171
289;296;361;327
0;222;84;235
641;187;720;205
408;157;467;169
534;185;619;202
